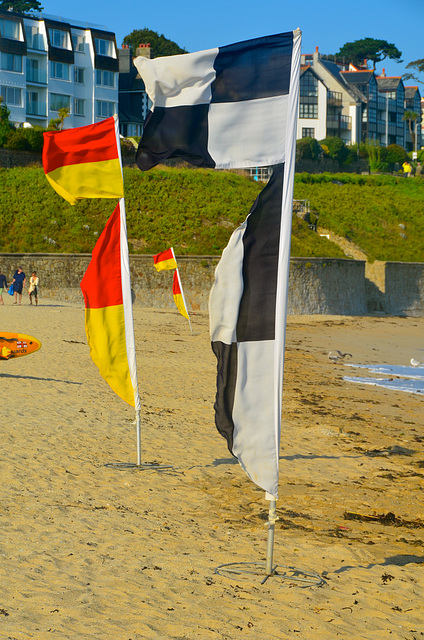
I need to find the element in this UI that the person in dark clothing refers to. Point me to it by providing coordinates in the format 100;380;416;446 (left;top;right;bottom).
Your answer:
12;267;26;305
0;270;7;305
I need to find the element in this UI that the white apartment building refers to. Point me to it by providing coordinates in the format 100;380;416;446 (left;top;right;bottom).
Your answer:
0;9;119;129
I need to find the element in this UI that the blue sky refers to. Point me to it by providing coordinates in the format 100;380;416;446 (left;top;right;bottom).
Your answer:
39;0;423;82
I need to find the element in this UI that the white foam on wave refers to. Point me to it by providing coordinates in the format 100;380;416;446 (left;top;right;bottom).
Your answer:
343;363;424;395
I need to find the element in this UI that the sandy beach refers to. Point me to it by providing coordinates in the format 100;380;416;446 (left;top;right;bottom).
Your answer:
0;299;423;639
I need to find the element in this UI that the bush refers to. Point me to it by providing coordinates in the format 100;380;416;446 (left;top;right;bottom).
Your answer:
319;136;351;164
3;126;46;152
296;137;321;160
385;144;409;166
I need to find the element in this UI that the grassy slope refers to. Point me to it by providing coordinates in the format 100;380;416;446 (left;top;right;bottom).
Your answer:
294;173;424;262
1;166;423;261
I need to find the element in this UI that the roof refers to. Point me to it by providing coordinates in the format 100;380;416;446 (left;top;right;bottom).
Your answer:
341;70;375;84
317;58;366;103
376;77;403;92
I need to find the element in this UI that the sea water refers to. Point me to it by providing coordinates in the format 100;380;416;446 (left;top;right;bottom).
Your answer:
343;363;424;395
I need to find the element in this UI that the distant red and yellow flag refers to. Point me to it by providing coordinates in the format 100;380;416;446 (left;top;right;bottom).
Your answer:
43;117;124;205
80;200;138;407
172;270;189;320
153;247;178;271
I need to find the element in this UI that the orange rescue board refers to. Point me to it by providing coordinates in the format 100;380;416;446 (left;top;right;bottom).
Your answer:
0;333;42;359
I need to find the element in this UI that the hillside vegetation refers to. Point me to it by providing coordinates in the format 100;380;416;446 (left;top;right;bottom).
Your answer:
0;166;423;262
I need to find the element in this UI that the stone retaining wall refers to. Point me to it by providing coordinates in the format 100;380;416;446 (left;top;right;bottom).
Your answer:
1;253;422;316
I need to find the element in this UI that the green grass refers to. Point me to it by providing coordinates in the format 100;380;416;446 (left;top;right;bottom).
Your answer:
293;172;424;262
0;166;423;261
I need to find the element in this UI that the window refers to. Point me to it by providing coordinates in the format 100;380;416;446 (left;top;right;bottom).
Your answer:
95;99;115;118
72;34;85;52
51;61;70;80
299;103;318;118
26;58;46;84
1;52;22;73
0;18;20;40
74;67;85;84
1;85;22;106
74;98;84;116
25;25;45;51
95;38;114;57
26;90;45;116
302;128;315;138
299;72;318;119
96;69;115;87
50;93;70;111
49;28;69;49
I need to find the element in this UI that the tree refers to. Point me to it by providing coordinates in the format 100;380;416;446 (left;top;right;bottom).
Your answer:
48;107;70;131
336;38;402;70
122;28;187;58
0;96;12;147
0;0;44;12
403;58;424;85
403;110;419;150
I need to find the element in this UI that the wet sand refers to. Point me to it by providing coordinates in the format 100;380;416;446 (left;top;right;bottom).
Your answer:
0;300;423;639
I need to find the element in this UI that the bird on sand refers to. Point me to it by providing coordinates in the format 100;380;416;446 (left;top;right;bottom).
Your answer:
410;358;422;367
328;350;353;363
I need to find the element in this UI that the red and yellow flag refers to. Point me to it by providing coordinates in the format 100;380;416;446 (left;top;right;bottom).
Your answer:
43;117;124;205
153;247;178;271
80;201;139;407
172;269;189;320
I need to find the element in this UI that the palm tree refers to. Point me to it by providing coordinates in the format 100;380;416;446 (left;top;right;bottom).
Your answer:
403;110;419;151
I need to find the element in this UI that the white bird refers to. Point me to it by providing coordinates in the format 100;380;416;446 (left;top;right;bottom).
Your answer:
328;350;353;363
410;358;421;367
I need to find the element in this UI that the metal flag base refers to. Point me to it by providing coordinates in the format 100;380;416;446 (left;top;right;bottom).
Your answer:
214;498;324;586
104;462;174;471
214;561;324;586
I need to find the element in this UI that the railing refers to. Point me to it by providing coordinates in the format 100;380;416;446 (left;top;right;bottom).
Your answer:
341;115;352;130
26;103;46;117
26;69;47;84
26;34;46;51
327;91;342;107
327;116;340;129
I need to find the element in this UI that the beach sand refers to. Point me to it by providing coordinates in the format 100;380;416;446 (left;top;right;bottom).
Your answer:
0;300;423;639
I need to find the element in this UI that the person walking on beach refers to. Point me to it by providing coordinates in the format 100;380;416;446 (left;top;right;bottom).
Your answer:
0;270;7;305
28;271;39;306
12;267;26;305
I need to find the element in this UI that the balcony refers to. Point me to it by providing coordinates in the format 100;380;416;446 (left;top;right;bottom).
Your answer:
26;103;46;117
26;69;47;85
327;115;340;130
26;34;47;51
327;91;342;107
340;115;352;130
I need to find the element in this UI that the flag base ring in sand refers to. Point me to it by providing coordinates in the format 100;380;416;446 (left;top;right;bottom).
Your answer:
104;462;174;471
214;561;324;586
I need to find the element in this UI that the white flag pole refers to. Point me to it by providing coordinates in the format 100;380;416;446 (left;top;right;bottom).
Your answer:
265;28;302;575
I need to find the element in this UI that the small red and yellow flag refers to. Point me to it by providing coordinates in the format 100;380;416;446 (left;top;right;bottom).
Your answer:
172;269;189;320
43;117;124;205
153;247;178;271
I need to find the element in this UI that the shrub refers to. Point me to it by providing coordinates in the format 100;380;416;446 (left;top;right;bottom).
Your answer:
385;144;408;166
319;136;351;164
296;137;321;160
3;126;45;152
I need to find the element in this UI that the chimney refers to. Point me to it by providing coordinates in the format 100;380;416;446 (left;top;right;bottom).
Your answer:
118;45;131;74
136;43;151;59
381;68;386;77
315;46;319;53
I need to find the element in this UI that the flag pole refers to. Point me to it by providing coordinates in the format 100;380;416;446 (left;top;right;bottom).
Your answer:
265;498;277;576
